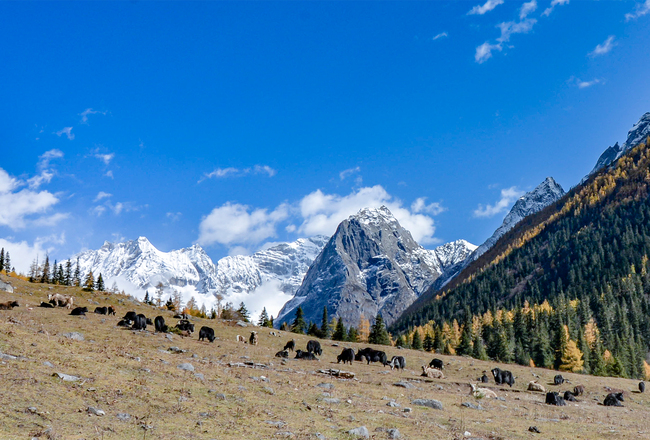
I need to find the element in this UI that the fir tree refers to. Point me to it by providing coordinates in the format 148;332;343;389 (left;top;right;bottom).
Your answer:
51;260;58;283
412;329;423;350
307;322;320;337
456;325;473;356
0;248;4;272
268;315;274;328
83;271;95;291
144;291;150;305
73;257;81;286
237;302;250;322
347;326;359;342
320;306;330;339
95;273;105;291
472;333;488;360
368;314;390;345
4;251;10;275
258;307;270;327
41;254;50;284
395;334;406;347
423;332;435;351
291;307;306;334
434;327;445;352
64;260;72;286
57;264;64;285
332;318;346;341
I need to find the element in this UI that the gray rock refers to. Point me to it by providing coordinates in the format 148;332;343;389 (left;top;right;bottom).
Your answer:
461;402;484;410
265;420;287;428
263;387;275;395
62;332;84;341
166;334;173;340
0;280;13;293
42;361;54;367
322;398;340;404
27;406;38;414
387;428;401;439
177;363;195;372
317;383;334;390
0;353;17;361
88;406;105;416
386;401;400;407
275;432;294;438
168;346;186;353
412;399;443;410
314;433;326;440
393;381;414;389
236;321;248;327
116;413;131;421
53;372;80;382
347;426;369;438
194;373;205;380
214;393;226;400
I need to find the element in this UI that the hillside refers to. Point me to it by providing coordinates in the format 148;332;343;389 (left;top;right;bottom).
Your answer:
0;275;649;439
392;130;650;379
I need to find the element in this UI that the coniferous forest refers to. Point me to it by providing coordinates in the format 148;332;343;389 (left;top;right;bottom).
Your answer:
393;136;650;379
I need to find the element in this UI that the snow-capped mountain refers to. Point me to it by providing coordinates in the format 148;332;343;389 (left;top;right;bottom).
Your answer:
74;236;329;319
275;206;475;328
432;177;565;290
584;112;650;180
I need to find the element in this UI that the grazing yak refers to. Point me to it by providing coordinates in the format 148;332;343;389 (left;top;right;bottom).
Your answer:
199;326;215;342
604;392;624;407
117;319;131;327
554;374;566;385
479;373;489;383
491;368;515;387
176;319;194;333
107;306;116;315
564;391;577;402
0;300;19;310
545;392;566;406
469;383;497;399
39;302;55;308
132;314;147;330
337;348;355;365
295;349;318;360
527;381;546;393
236;335;246;343
48;293;74;309
123;311;138;321
283;339;296;352
388;356;406;371
154;316;167;333
640;382;646;393
355;347;387;366
173;313;190;320
69;307;88;316
429;358;444;370
573;385;585;396
94;307;108;315
249;331;258;346
421;366;445;379
275;350;289;358
306;340;322;356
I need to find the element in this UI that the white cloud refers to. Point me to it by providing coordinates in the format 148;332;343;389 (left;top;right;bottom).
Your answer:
474;186;524;218
0;168;59;229
197;202;290;248
497;18;537;43
94;153;115;165
166;212;182;222
626;0;650;20
94;191;112;202
542;0;569;17
91;200;143;217
79;108;107;124
105;170;114;179
411;197;447;216
31;213;70;227
475;41;503;63
37;149;64;170
55;127;74;140
339;166;361;181
589;36;616;57
0;233;65;274
200;165;277;182
519;0;537;19
90;206;107;217
28;149;64;190
572;77;603;89
468;0;504;15
432;32;448;41
297;185;441;244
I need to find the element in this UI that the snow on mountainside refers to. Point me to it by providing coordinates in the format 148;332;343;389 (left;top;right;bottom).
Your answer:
432;177;565;290
584;112;650;180
275;206;475;328
74;236;329;320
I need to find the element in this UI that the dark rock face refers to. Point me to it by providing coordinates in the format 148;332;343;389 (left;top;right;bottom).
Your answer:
276;206;443;327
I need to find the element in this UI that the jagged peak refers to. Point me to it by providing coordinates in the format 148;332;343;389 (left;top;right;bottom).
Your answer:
434;239;477;252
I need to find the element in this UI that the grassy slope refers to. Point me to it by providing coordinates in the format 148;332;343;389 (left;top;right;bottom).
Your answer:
0;275;648;440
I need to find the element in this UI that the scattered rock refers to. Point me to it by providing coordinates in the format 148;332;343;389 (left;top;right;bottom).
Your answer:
275;432;294;438
403;407;412;413
263;387;275;395
317;383;334;390
62;332;84;341
88;406;105;416
529;426;541;433
116;413;131;421
323;398;340;404
348;426;369;438
386;401;401;407
211;392;226;400
168;346;186;353
461;402;484;410
236;321;248;327
314;433;325;440
194;373;205;380
393;382;414;389
0;353;17;361
42;361;54;367
0;279;13;293
26;406;38;414
141;368;151;373
387;428;401;439
166;334;173;340
177;363;195;372
53;372;80;382
265;420;287;428
412;399;443;410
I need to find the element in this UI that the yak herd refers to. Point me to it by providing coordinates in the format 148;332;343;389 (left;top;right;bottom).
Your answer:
1;294;646;409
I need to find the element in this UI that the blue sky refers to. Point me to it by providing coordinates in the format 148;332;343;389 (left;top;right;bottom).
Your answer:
2;0;650;273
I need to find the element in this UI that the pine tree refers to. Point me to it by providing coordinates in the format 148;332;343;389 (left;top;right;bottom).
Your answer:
307;322;320;336
434;327;445;352
95;273;105;291
423;332;435;351
395;334;406;348
368;314;390;345
268;316;274;328
41;254;50;284
64;260;72;286
472;333;488;360
332;318;346;341
412;329;423;350
51;260;58;283
4;251;10;275
291;307;306;334
347;326;359;342
258;307;270;327
320;306;330;339
83;271;95;291
457;325;473;356
0;248;4;272
144;291;150;305
57;264;64;285
73;257;81;286
237;302;250;322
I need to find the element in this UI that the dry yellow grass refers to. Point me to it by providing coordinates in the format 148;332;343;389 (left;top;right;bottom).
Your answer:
0;275;648;440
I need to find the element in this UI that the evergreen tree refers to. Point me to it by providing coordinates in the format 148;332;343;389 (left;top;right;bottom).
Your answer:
83;271;95;291
269;315;274;328
28;257;39;282
41;254;50;284
320;306;330;339
258;307;270;327
95;273;105;291
368;314;390;345
4;251;10;275
332;318;347;341
456;324;473;356
280;322;289;331
144;291;150;305
395;334;406;348
64;260;72;286
347;326;359;342
434;327;445;352
73;257;81;286
423;332;435;352
412;329;423;350
236;302;250;322
472;333;488;360
57;264;64;285
307;322;320;336
0;248;4;272
291;307;306;334
165;297;175;311
51;260;58;283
